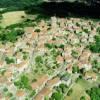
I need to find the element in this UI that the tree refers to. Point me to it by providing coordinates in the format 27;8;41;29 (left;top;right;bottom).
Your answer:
72;64;79;73
14;74;32;90
50;92;64;100
86;86;100;100
89;35;100;53
92;59;100;71
71;50;79;58
5;57;15;64
67;88;73;96
0;29;24;43
80;96;85;100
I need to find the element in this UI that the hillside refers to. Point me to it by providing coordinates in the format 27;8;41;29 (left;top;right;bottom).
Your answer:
0;0;42;10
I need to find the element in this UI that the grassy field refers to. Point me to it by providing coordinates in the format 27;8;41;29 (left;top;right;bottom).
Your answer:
64;78;99;100
0;11;26;27
65;83;89;100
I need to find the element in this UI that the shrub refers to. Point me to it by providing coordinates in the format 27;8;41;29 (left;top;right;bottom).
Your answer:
89;35;100;53
67;88;73;96
80;96;86;100
92;59;100;71
14;74;32;90
5;57;15;64
50;92;64;100
34;29;41;32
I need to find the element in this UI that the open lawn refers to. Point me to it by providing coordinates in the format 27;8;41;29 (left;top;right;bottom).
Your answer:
64;77;100;100
65;83;90;100
0;11;26;27
77;79;93;90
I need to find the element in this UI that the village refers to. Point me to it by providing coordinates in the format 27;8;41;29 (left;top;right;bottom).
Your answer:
0;9;100;100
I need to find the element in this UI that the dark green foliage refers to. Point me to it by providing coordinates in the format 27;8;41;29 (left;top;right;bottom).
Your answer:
79;68;85;74
23;52;28;60
83;28;89;33
0;14;3;20
32;78;37;82
0;0;42;10
59;44;64;49
5;57;15;64
14;75;32;90
44;96;49;100
23;54;28;60
6;23;25;29
30;14;50;22
50;92;64;100
89;35;100;53
35;55;43;68
44;43;56;49
29;90;36;97
0;68;6;75
3;87;8;92
34;29;41;32
15;29;24;36
50;49;60;58
80;96;86;100
71;50;79;58
7;92;13;97
6;31;17;42
56;83;68;93
86;86;100;100
50;83;68;100
67;88;73;96
96;27;100;33
59;72;70;81
6;21;37;29
0;29;24;43
72;64;79;73
45;43;64;51
92;59;100;71
76;22;80;27
35;56;43;64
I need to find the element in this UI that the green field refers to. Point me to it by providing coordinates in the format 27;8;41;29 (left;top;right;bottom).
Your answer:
65;77;100;100
65;83;90;100
0;11;26;27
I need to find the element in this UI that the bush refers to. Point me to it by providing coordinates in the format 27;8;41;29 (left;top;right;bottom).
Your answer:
71;50;79;58
50;92;64;100
89;35;100;53
92;59;100;71
80;96;86;100
67;88;73;96
14;74;32;90
72;64;79;73
5;57;15;64
0;14;3;20
34;29;41;32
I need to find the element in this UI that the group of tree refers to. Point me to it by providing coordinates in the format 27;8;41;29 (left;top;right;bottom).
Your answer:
86;86;100;100
0;0;43;10
50;83;68;100
0;29;24;43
